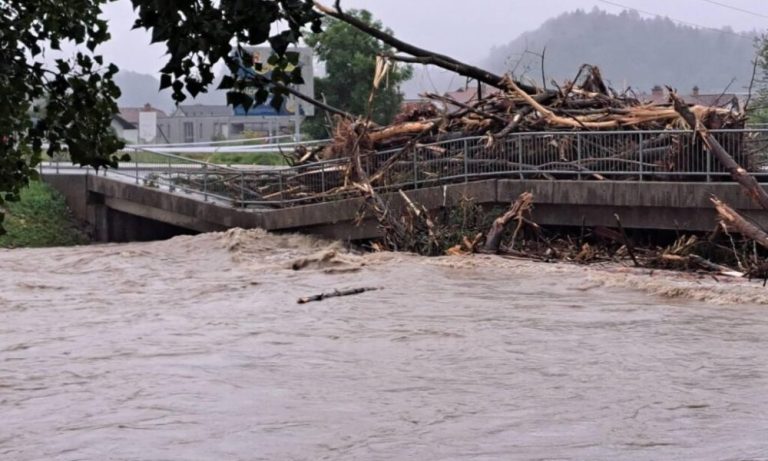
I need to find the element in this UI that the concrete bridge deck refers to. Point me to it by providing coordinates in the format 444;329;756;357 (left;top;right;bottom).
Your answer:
44;172;768;243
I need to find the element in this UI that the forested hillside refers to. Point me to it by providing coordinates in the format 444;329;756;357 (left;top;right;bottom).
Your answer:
485;8;757;93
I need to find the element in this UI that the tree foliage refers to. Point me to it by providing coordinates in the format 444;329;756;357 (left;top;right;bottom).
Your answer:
1;0;322;232
303;10;413;139
749;35;768;123
0;0;124;232
129;0;322;112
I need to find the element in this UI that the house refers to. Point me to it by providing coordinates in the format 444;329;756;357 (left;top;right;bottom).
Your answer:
117;104;168;144
110;114;138;144
440;84;501;113
157;103;299;144
119;104;168;126
116;100;306;145
643;85;743;111
161;104;235;143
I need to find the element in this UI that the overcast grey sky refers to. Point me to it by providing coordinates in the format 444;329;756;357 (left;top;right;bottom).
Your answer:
100;0;768;74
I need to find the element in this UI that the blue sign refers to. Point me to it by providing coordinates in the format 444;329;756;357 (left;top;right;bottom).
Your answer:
232;47;302;117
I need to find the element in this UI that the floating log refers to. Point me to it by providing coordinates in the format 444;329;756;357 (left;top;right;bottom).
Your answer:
298;287;380;304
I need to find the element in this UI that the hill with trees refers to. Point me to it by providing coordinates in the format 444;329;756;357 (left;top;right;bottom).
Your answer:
482;8;758;95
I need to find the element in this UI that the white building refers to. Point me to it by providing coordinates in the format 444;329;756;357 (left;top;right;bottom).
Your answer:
110;114;138;144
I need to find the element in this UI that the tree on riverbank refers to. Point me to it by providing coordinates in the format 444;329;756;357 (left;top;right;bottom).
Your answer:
748;35;768;123
302;10;413;139
1;0;124;233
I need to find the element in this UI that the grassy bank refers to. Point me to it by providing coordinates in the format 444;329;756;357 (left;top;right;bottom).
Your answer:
184;151;288;166
125;150;288;166
0;181;88;248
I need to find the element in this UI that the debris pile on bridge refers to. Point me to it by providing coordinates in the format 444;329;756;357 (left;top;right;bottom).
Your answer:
224;2;768;280
359;97;768;281
312;65;745;158
237;3;756;205
264;64;750;205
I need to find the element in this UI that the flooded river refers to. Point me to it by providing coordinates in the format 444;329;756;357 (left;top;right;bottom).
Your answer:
2;229;768;460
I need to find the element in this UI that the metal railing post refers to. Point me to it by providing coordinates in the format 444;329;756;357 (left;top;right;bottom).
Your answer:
240;171;245;208
278;171;284;205
166;156;172;191
463;139;469;182
321;162;326;197
135;159;139;184
518;135;523;179
638;132;644;181
576;134;582;180
413;148;418;189
203;164;208;201
706;146;712;183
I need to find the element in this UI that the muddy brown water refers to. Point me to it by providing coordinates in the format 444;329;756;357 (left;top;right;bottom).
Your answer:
2;229;768;460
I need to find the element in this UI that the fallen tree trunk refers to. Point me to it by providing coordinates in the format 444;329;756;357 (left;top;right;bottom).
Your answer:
689;254;745;277
298;287;379;304
672;93;768;210
369;121;437;143
614;213;640;267
483;192;534;253
711;196;768;250
661;253;744;277
705;135;768;210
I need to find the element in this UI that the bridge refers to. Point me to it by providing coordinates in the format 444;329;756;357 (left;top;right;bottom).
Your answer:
41;129;768;242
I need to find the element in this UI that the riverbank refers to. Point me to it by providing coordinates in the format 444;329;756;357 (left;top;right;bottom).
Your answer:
0;181;88;248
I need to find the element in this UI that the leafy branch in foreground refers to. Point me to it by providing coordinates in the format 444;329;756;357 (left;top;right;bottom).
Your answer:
2;0;326;233
129;0;323;113
1;0;125;233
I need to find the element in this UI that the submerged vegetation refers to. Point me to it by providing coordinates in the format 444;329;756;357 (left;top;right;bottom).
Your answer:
0;182;88;248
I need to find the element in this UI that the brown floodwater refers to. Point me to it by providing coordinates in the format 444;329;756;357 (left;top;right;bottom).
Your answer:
2;229;768;460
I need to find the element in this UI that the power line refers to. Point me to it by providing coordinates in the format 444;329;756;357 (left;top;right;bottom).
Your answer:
596;0;755;41
699;0;768;20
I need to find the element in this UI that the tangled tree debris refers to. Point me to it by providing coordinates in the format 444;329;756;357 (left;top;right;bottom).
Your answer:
207;2;762;207
250;2;768;282
255;65;752;207
231;3;748;208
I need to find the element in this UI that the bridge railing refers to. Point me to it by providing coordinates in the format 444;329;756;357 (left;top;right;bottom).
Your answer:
250;128;768;207
111;147;250;205
46;128;768;208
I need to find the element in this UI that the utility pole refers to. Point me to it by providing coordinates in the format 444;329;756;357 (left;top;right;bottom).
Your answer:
294;101;302;142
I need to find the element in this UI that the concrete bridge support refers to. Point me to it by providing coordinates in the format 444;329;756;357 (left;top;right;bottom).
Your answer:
43;173;768;243
43;174;230;243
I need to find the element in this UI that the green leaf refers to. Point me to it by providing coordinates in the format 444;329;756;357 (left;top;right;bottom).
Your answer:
160;74;173;90
270;93;284;111
218;75;235;90
286;51;300;66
